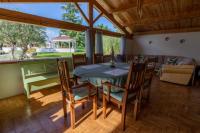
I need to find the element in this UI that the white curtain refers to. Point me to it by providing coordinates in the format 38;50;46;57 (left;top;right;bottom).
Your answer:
95;32;103;54
85;29;94;63
120;36;126;55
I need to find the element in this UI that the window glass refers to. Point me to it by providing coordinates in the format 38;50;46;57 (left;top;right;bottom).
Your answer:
0;20;85;61
0;3;88;26
102;35;120;55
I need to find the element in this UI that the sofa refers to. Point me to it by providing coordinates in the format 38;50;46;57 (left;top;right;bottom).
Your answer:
125;54;196;85
159;56;196;85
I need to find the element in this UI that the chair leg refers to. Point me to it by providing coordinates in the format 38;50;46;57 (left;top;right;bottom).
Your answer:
121;104;127;131
82;102;85;109
103;94;107;119
118;104;121;109
146;86;151;102
133;99;138;121
138;90;143;113
93;95;97;120
63;98;67;118
70;104;75;129
96;87;99;100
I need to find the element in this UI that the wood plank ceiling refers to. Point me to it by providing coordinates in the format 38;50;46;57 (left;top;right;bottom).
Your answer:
97;0;200;35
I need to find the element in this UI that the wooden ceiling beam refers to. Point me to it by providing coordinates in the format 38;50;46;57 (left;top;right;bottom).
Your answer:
134;27;200;35
88;0;93;28
94;28;124;38
125;10;200;27
0;0;88;2
74;2;89;25
94;0;131;37
111;0;163;14
0;7;126;38
0;8;88;31
93;12;103;24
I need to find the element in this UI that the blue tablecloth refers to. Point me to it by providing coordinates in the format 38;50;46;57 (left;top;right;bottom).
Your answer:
73;63;130;87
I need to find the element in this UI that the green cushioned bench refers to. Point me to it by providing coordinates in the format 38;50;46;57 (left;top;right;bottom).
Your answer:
20;59;60;98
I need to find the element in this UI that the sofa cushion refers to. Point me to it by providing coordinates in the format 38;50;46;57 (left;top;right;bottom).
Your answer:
162;68;193;74
160;73;192;85
177;58;194;65
162;64;194;69
72;87;96;101
166;56;178;65
103;84;124;93
161;65;194;74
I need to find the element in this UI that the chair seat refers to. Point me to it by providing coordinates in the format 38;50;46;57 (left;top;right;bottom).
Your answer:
103;86;136;102
77;77;89;84
73;87;96;101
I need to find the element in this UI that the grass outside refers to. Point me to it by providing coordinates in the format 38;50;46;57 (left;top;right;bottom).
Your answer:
35;52;84;58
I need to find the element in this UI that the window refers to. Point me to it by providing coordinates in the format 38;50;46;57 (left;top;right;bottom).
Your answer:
0;3;88;26
0;20;85;61
0;3;66;21
102;35;120;55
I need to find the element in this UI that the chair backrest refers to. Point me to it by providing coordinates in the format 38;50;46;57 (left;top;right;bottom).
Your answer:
145;58;156;84
125;54;136;63
103;55;112;63
116;54;126;63
125;62;146;93
93;53;103;64
72;53;87;69
147;57;157;68
57;59;72;101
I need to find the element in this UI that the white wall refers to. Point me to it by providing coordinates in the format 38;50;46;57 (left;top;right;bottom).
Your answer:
126;38;135;54
0;63;24;99
0;58;73;99
128;32;200;64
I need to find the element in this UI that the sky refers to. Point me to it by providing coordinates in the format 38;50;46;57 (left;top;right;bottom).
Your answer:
0;3;117;41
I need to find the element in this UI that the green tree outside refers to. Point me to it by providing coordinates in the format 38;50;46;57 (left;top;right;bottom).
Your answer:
0;20;47;58
60;3;85;50
96;24;120;55
60;3;120;54
102;36;120;55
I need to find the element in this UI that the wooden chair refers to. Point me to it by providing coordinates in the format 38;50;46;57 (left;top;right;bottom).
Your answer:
93;53;103;64
125;54;135;63
57;59;97;129
103;55;112;63
72;53;87;69
102;62;146;131
143;58;156;101
146;57;157;70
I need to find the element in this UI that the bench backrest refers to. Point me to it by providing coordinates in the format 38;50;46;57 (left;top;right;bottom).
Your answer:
20;59;58;79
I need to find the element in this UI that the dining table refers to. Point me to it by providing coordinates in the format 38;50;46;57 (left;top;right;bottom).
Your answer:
73;62;130;87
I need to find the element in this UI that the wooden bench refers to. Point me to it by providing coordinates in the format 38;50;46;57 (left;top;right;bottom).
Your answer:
20;59;60;98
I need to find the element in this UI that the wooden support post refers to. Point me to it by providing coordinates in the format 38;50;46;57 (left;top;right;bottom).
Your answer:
88;0;95;63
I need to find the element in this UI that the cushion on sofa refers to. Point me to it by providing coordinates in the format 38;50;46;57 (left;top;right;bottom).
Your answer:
177;58;194;65
167;57;178;65
162;64;195;69
161;67;194;74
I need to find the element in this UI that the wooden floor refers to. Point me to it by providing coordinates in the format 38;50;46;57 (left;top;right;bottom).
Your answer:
0;77;200;133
